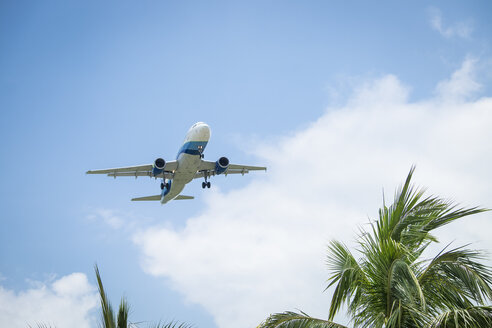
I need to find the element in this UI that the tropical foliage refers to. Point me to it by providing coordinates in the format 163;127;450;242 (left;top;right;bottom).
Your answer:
259;167;492;328
95;264;129;328
95;264;191;328
259;311;348;328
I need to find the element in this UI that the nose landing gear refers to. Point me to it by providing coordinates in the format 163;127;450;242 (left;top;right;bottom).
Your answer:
198;145;205;159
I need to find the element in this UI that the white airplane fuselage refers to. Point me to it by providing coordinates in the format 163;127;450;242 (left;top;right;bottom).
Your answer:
160;122;210;204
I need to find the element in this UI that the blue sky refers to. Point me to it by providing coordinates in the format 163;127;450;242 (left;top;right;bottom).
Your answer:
1;1;492;327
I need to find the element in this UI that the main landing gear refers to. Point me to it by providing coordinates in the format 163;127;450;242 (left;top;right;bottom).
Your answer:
160;181;170;190
202;174;211;189
199;148;210;189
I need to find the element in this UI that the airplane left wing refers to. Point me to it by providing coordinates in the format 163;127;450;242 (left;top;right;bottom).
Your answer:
196;160;266;179
86;161;178;179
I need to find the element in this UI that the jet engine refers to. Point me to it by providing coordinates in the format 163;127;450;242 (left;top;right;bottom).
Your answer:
214;156;229;175
152;158;166;176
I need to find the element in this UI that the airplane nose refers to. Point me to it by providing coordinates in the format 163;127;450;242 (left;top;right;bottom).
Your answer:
200;124;211;139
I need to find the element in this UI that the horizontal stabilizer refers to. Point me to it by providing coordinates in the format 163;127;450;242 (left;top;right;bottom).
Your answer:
131;195;161;201
131;194;194;201
175;195;194;200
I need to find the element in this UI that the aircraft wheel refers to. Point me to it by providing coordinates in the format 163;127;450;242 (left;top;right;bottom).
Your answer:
166;183;170;189
160;183;165;190
202;182;206;189
207;182;211;188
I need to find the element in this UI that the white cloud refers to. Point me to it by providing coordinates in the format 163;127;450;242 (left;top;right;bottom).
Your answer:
435;56;481;102
429;7;473;39
87;209;125;229
133;58;492;328
87;208;158;232
0;273;98;328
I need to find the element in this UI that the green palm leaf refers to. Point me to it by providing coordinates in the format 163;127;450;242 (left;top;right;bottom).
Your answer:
95;264;191;328
259;311;347;328
117;297;129;328
419;246;492;314
429;306;492;327
95;264;117;328
150;321;194;328
327;240;364;320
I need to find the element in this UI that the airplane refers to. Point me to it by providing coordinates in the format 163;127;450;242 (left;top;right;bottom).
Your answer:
86;122;267;204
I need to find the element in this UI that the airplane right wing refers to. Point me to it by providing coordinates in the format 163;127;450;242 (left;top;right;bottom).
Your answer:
86;161;178;179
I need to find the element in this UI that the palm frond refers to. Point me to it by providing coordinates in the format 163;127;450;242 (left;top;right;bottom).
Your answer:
259;311;347;328
389;260;425;310
429;306;492;328
95;264;116;328
419;246;492;312
326;240;364;320
150;321;194;328
424;205;488;233
378;166;426;244
117;297;129;328
376;167;488;252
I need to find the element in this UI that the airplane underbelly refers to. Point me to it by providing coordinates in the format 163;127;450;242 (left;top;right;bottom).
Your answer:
162;154;200;203
176;153;201;183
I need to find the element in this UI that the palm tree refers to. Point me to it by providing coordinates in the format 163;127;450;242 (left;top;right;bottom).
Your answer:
95;265;191;328
259;167;492;328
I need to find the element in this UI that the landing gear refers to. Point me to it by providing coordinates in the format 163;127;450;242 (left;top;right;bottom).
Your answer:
161;181;170;190
202;173;211;189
